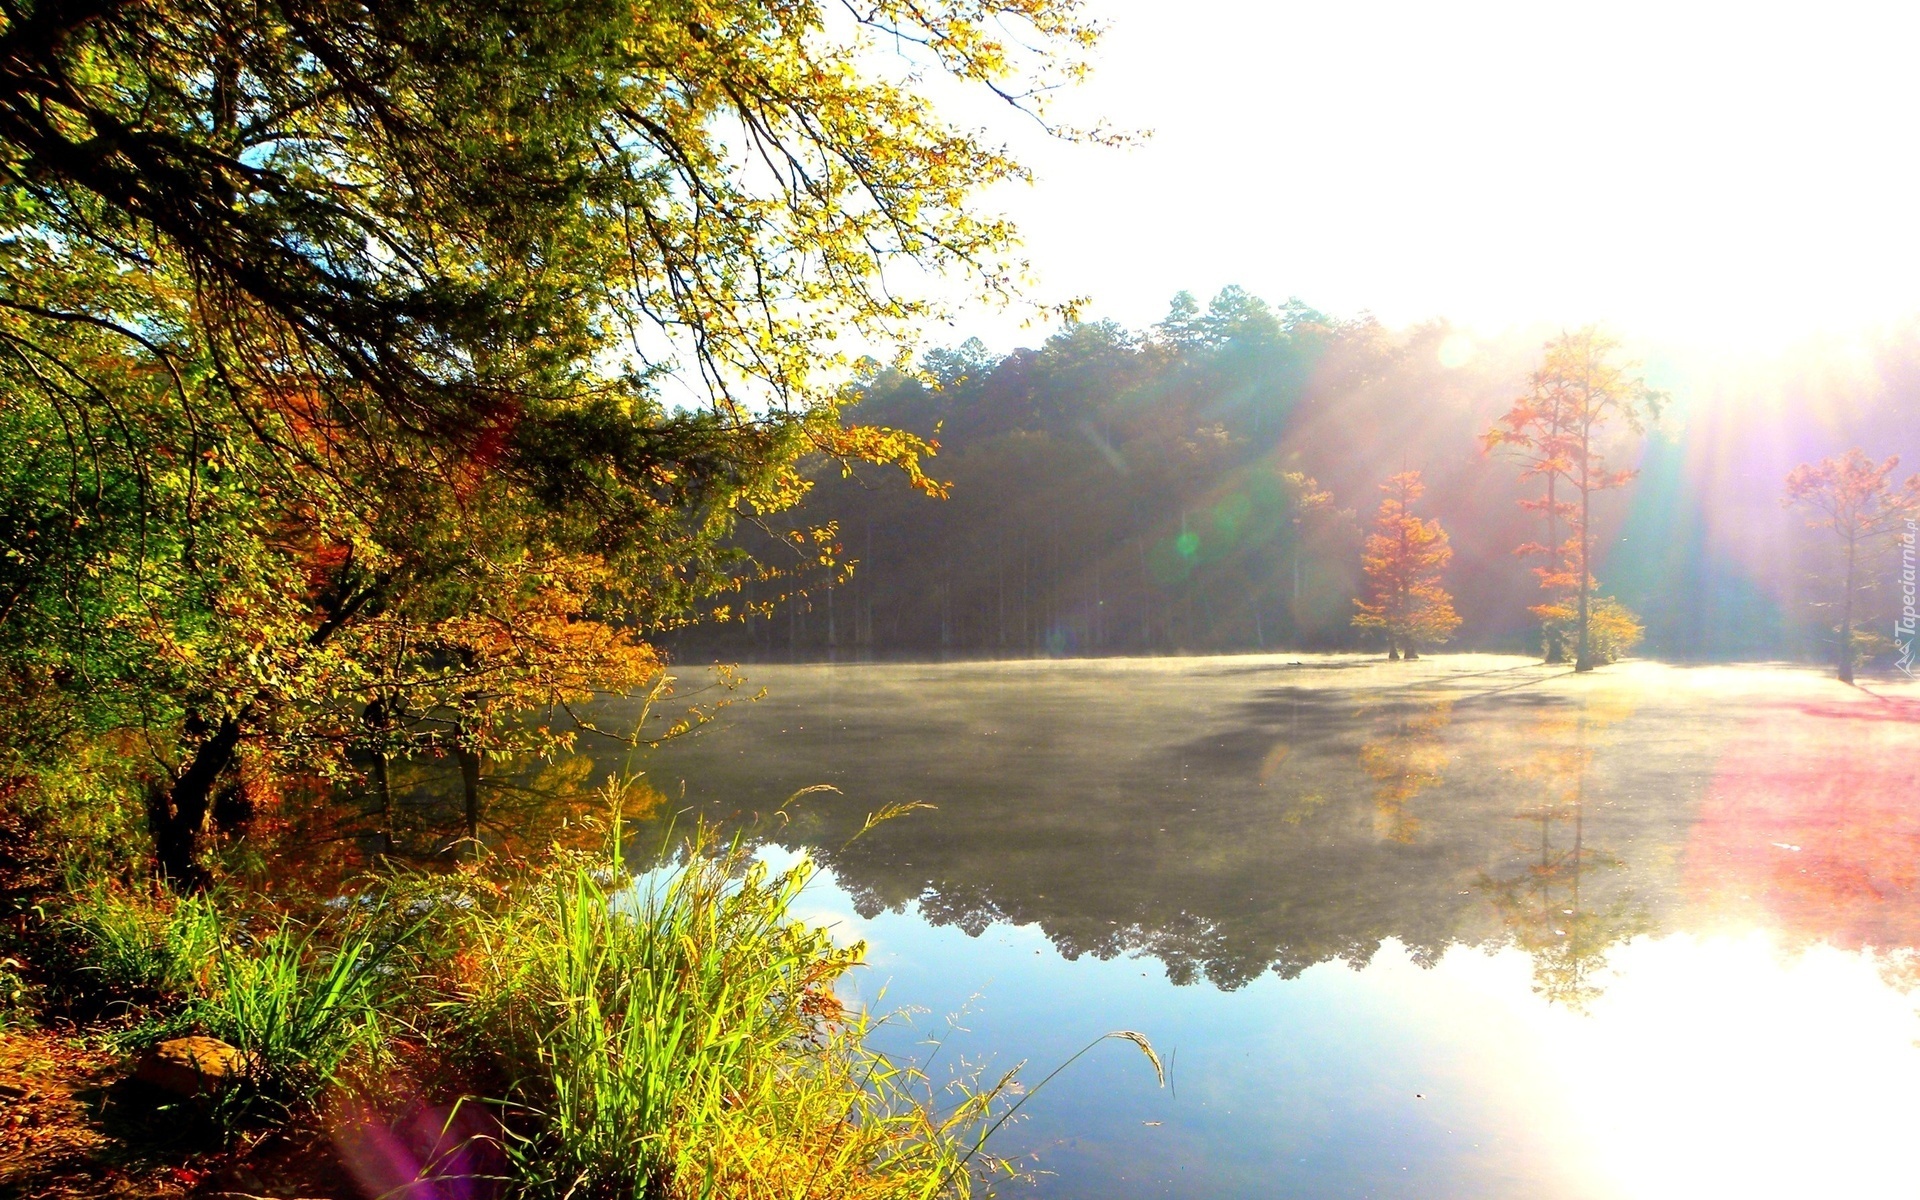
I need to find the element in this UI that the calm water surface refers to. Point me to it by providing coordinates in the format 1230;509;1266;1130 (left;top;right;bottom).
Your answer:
620;655;1920;1199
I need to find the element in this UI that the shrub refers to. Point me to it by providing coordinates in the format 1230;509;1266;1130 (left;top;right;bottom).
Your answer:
0;956;31;1029
1532;595;1644;666
1585;596;1645;665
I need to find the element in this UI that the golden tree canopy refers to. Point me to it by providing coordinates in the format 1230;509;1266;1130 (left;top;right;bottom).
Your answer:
1352;471;1461;654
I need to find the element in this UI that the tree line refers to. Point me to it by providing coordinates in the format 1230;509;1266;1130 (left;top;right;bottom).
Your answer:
676;297;1920;679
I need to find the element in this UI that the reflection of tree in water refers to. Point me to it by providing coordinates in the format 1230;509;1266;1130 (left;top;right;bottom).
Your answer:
618;670;1745;996
1356;698;1454;843
841;867;1255;988
1479;698;1648;1009
1683;696;1920;971
912;881;1006;939
252;749;662;882
771;685;1645;993
377;752;641;857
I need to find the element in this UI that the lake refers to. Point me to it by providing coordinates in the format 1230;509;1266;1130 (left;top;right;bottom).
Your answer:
614;654;1920;1200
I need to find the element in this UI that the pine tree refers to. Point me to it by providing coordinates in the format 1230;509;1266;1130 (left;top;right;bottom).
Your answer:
1353;472;1461;660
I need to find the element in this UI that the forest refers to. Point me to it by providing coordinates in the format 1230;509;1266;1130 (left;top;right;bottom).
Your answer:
679;287;1918;666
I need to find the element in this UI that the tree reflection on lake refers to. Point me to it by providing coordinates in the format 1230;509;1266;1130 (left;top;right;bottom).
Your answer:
631;657;1707;997
1477;697;1649;1009
1358;695;1454;844
301;655;1920;1199
338;655;1920;1004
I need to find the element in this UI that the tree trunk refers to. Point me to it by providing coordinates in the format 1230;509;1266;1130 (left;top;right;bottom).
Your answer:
1093;560;1103;650
146;566;379;885
456;744;482;853
1544;472;1565;664
151;714;244;888
997;541;1006;649
1139;537;1151;648
371;751;395;855
364;697;396;855
210;778;253;833
1839;532;1857;684
1021;534;1031;650
1574;430;1595;672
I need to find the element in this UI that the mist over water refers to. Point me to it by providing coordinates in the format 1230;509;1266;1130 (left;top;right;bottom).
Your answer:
624;656;1920;1199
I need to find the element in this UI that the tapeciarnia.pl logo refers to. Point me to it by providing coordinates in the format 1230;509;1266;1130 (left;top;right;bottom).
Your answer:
1899;518;1917;678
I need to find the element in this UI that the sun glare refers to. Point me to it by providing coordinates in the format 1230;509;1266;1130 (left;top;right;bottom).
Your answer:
1437;333;1477;370
962;0;1920;354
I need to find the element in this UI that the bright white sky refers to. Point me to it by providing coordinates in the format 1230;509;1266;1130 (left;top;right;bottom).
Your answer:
945;0;1920;352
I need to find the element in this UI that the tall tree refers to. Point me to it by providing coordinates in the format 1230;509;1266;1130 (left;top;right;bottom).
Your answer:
1485;362;1580;662
1352;471;1460;660
1499;328;1660;672
1782;449;1920;683
0;0;1101;881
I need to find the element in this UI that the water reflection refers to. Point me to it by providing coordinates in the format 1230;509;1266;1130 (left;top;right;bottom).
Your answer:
633;658;1705;998
1478;700;1648;1009
313;657;1920;1010
1357;696;1453;844
280;656;1920;1198
1685;691;1920;953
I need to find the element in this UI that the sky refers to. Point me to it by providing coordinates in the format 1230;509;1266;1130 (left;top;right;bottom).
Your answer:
939;0;1920;354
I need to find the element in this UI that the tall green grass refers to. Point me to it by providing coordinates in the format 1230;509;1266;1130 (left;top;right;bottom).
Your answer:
55;883;398;1128
192;918;396;1125
57;884;222;1002
443;820;1009;1199
29;781;1159;1193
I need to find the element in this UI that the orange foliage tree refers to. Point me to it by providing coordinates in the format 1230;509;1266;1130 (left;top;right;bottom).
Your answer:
1352;472;1461;660
1783;449;1920;683
1487;328;1658;672
1486;354;1579;661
